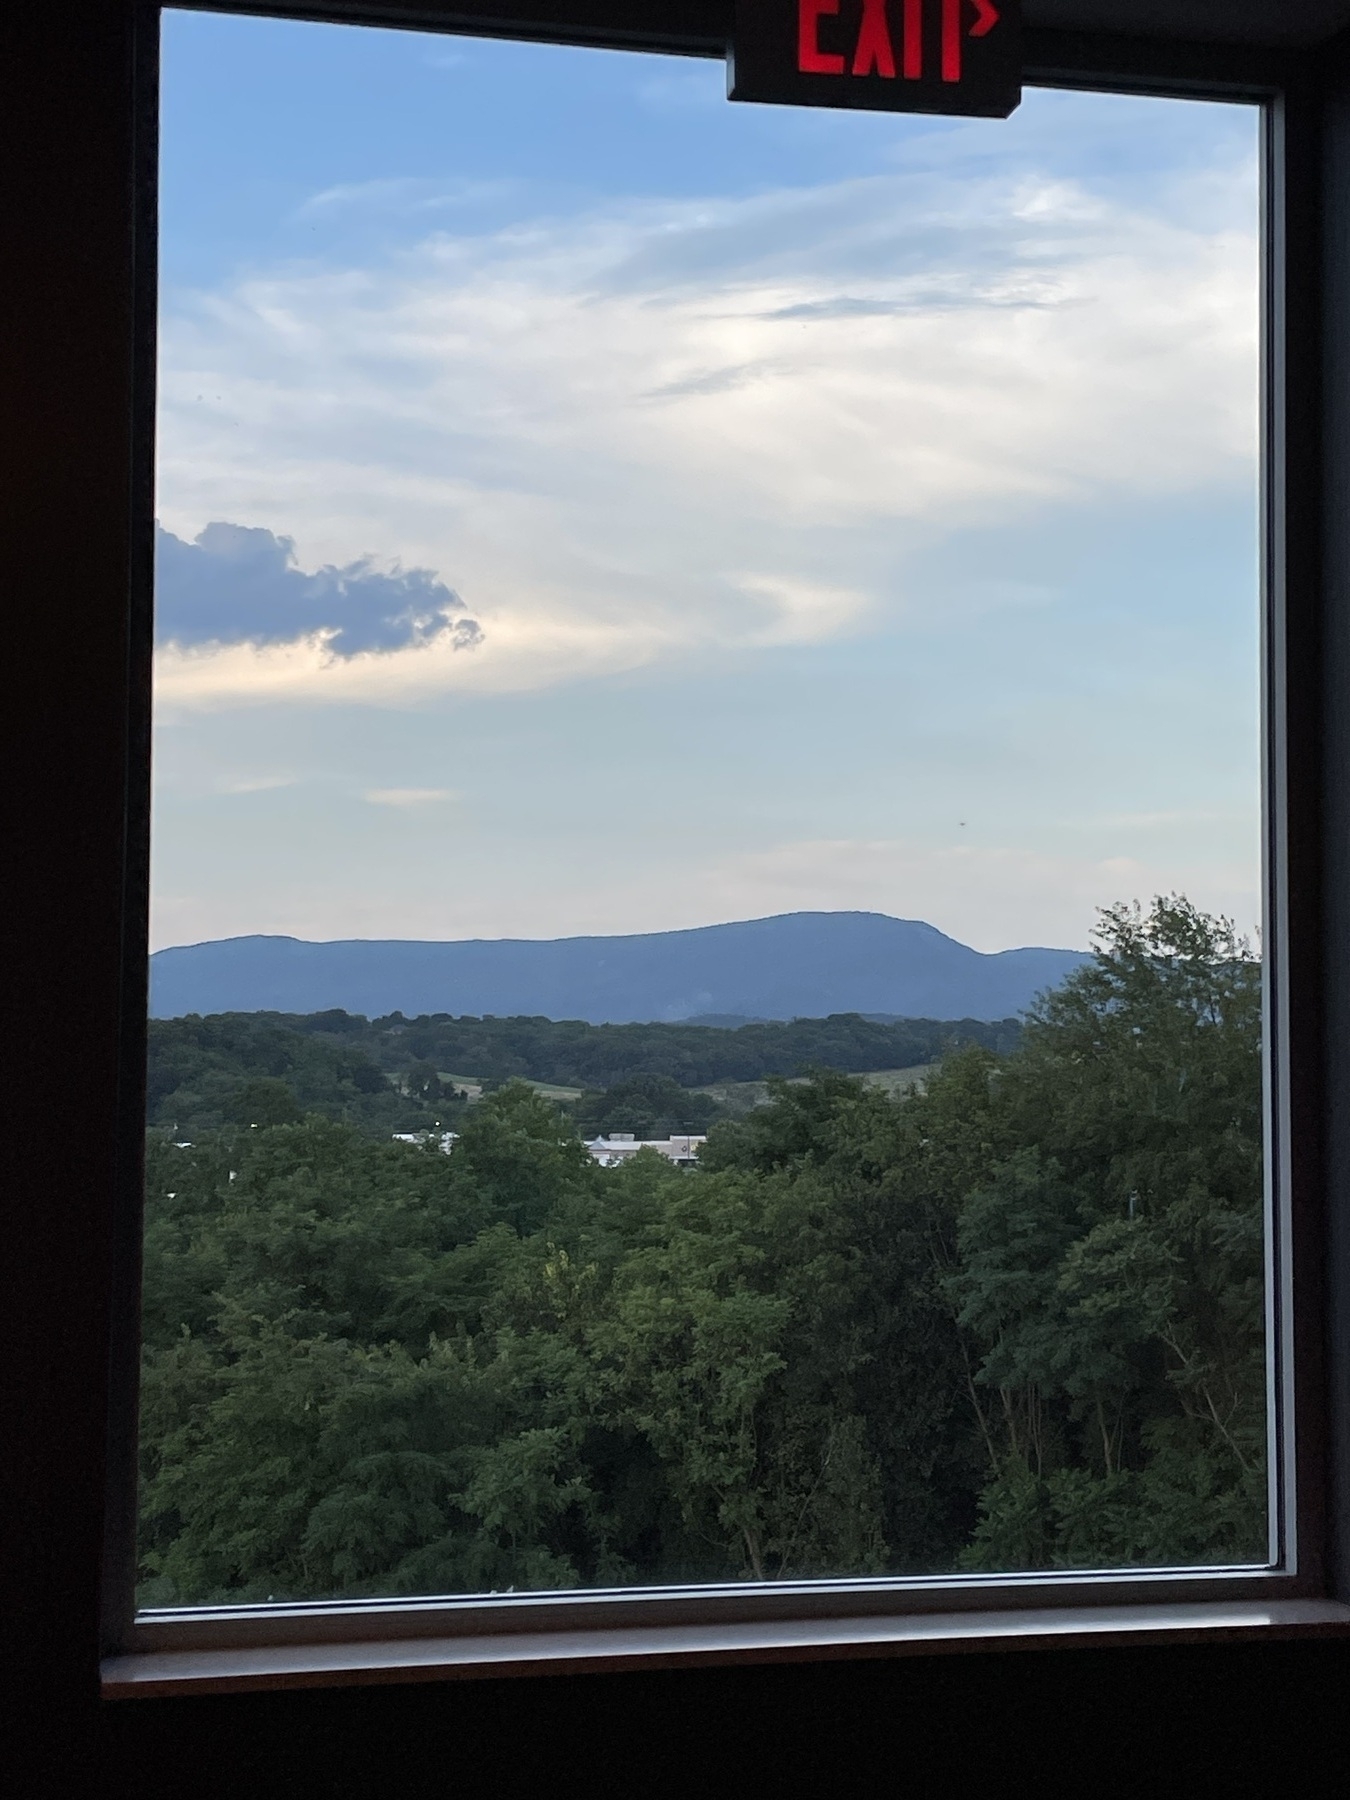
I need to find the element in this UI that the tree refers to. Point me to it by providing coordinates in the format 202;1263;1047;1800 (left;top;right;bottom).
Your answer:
138;898;1266;1602
573;1075;721;1140
227;1077;303;1128
929;898;1265;1568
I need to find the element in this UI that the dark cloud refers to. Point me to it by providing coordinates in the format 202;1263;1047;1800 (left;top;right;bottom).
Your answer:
155;522;483;658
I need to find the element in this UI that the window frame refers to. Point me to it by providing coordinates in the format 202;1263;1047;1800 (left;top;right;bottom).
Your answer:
85;0;1350;1695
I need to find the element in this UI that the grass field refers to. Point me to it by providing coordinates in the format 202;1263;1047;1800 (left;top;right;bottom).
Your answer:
439;1073;583;1103
439;1068;926;1115
439;1073;484;1099
859;1064;935;1098
692;1065;933;1115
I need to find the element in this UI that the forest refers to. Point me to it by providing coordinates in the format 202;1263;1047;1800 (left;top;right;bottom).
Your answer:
146;1007;1021;1142
138;899;1266;1604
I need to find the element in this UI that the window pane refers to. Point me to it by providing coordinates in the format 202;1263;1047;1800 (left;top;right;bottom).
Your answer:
142;8;1265;1605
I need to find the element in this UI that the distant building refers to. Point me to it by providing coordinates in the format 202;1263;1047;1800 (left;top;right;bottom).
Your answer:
584;1132;706;1168
391;1130;459;1154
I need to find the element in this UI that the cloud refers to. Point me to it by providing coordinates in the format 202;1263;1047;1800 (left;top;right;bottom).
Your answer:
760;287;1057;320
155;133;1256;709
731;574;872;644
155;522;483;658
294;175;509;222
217;774;296;795
644;363;761;399
363;787;458;807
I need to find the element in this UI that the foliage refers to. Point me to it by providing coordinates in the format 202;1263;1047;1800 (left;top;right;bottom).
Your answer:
935;898;1266;1568
218;1008;1022;1092
139;899;1265;1603
147;1012;447;1141
572;1075;723;1140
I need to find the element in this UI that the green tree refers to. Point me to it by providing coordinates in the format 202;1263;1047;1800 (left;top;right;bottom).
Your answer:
931;898;1265;1569
138;898;1266;1603
573;1074;721;1139
227;1076;303;1128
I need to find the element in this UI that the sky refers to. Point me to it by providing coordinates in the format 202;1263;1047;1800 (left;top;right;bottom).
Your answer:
151;9;1262;956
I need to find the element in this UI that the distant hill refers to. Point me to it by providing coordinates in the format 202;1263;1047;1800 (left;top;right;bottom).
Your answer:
150;912;1089;1024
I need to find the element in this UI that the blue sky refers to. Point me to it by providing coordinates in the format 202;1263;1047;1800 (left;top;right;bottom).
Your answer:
151;9;1261;956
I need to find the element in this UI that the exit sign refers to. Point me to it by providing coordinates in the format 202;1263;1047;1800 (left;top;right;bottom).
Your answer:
729;0;1021;118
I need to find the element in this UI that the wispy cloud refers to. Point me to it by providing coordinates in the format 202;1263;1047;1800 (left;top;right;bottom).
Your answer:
293;175;508;220
216;774;296;795
156;142;1256;712
363;787;458;807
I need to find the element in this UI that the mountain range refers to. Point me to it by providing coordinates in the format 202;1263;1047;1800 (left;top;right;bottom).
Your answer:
148;911;1090;1024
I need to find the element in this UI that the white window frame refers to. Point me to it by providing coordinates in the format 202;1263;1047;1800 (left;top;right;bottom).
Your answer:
91;0;1350;1697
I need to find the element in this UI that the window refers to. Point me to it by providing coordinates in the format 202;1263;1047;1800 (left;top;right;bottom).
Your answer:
50;2;1346;1694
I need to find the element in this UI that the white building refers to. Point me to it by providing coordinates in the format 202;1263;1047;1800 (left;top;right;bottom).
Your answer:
584;1132;706;1168
391;1130;459;1154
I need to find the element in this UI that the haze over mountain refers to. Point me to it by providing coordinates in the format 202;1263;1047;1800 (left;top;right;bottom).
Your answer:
149;912;1089;1025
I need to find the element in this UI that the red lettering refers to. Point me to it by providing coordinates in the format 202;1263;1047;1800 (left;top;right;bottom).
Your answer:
852;0;896;78
968;0;1000;38
798;0;845;75
796;0;1001;92
903;0;922;78
942;0;961;82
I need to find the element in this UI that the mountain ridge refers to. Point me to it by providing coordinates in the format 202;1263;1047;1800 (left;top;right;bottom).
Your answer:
149;910;1090;1024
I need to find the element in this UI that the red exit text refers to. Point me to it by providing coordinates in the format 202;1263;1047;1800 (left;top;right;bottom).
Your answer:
798;0;1001;86
730;0;1021;119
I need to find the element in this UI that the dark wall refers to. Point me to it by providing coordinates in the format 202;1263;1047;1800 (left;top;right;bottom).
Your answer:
5;5;1350;1794
95;1641;1350;1796
2;0;153;1758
